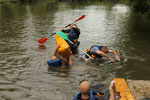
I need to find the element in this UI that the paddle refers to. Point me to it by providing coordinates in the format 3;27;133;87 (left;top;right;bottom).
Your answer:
38;15;86;44
56;31;93;60
65;15;85;28
56;31;112;69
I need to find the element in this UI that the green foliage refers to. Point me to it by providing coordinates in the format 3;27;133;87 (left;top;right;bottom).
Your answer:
0;0;3;3
133;0;150;13
0;0;17;3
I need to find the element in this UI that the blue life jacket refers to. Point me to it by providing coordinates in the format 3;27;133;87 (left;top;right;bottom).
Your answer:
47;59;63;67
69;29;76;42
91;45;103;51
69;28;80;42
74;28;80;39
74;91;95;100
90;45;109;59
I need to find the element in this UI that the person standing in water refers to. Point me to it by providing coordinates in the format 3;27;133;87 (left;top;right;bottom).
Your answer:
47;43;72;67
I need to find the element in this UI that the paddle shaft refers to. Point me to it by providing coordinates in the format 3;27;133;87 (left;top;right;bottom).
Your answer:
69;41;94;60
65;21;77;28
69;41;111;68
53;15;86;36
50;21;79;37
38;15;85;44
70;41;111;68
65;15;85;28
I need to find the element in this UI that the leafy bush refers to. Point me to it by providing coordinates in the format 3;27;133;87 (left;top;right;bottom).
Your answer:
133;0;150;13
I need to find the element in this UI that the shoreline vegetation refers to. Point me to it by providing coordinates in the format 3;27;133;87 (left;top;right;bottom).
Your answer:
0;0;51;4
0;0;150;14
0;0;18;3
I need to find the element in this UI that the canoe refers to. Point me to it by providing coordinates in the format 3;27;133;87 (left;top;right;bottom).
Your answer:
55;34;72;59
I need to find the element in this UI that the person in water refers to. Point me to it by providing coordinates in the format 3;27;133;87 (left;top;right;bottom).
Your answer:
60;24;81;54
85;45;120;62
47;43;72;67
74;80;117;100
61;24;80;43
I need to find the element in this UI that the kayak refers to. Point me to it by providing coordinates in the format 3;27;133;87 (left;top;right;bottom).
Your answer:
55;34;72;59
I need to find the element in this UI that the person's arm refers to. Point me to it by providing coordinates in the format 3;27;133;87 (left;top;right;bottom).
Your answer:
68;55;72;66
109;80;117;100
59;29;71;33
96;51;115;62
109;50;120;61
50;43;61;60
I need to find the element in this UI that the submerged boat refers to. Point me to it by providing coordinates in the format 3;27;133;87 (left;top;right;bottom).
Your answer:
55;34;72;59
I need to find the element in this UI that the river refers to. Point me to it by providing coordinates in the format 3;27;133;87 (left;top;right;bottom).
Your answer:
0;1;150;100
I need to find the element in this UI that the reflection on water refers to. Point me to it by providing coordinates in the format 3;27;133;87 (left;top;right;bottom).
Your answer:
0;1;150;100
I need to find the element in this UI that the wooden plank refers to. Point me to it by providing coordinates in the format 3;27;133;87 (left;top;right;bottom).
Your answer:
113;78;134;100
143;80;150;97
114;78;150;100
135;80;146;99
128;79;145;100
127;79;150;100
127;80;137;100
144;80;150;92
138;80;150;97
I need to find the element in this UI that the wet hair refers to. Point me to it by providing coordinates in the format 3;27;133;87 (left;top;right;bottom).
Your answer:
101;46;108;53
73;24;77;27
79;80;88;84
72;24;78;29
72;25;80;39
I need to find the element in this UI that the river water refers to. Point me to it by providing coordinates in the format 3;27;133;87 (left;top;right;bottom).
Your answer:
0;1;150;100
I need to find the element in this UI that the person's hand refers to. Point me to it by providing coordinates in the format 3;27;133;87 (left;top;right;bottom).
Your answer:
68;24;71;26
69;24;73;28
59;29;63;31
88;58;91;60
110;80;117;88
56;43;61;49
111;59;115;63
115;55;120;61
109;57;115;63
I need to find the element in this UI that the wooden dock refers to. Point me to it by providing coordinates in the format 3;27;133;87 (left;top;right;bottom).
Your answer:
113;78;150;100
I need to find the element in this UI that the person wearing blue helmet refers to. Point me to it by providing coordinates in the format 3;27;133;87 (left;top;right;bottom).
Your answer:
47;43;72;67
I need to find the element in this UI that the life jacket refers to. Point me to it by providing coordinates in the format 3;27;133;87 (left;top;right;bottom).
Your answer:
73;28;80;42
85;47;95;58
69;28;80;42
47;59;63;67
74;91;95;100
85;45;104;59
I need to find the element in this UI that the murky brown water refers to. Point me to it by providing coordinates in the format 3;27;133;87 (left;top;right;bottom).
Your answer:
0;1;150;100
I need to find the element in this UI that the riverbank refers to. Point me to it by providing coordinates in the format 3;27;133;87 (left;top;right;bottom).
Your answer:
0;0;55;4
0;0;18;4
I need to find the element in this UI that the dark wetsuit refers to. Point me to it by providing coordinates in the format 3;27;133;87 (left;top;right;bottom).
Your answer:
62;28;80;54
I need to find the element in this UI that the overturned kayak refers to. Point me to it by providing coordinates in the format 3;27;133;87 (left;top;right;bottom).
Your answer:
55;34;72;59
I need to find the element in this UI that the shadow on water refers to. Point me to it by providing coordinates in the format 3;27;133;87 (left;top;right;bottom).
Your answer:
47;66;71;78
38;44;46;51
